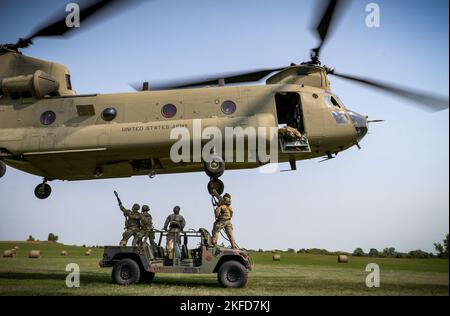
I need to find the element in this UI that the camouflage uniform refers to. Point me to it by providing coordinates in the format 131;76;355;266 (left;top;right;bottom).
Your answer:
279;126;302;141
163;206;186;259
136;205;155;246
212;190;231;206
119;203;141;246
211;196;238;249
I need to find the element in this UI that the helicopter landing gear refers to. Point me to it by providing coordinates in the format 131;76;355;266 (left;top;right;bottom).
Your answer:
203;154;225;178
34;179;52;199
0;161;6;178
208;178;224;195
204;154;226;195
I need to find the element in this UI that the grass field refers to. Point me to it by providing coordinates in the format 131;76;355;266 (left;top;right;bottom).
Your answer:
0;241;448;296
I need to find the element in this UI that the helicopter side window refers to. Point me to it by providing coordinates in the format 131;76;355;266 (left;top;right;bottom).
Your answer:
324;95;341;108
161;104;177;118
40;111;56;125
66;74;72;90
324;94;342;108
330;97;340;108
221;100;236;115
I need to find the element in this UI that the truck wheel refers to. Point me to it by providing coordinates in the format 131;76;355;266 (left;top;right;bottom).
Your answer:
112;258;141;285
141;271;155;283
204;155;225;178
217;261;248;288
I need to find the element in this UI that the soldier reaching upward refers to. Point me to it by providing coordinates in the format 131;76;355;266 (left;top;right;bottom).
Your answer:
163;206;186;260
212;189;231;207
119;203;142;246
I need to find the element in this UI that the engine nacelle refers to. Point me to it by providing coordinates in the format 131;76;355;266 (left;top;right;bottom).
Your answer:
0;70;60;99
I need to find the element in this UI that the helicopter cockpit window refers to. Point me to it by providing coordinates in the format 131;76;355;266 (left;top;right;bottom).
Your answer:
331;111;349;125
161;104;177;118
221;100;236;115
324;95;341;108
40;111;56;126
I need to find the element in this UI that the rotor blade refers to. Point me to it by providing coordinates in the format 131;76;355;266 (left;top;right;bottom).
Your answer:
16;0;144;48
330;71;449;112
131;67;285;91
311;0;348;60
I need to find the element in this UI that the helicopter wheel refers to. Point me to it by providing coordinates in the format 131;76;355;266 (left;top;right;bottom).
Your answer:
208;178;224;196
34;182;52;199
204;155;225;178
0;161;6;178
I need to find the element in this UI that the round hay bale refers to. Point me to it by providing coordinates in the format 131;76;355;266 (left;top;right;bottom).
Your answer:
3;250;15;258
61;250;68;256
29;250;41;258
272;254;281;261
338;255;348;263
85;249;92;256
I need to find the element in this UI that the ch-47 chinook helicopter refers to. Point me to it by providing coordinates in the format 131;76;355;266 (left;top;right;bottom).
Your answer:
0;0;448;199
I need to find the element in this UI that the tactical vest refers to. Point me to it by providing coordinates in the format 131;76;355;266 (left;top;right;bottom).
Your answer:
217;205;233;220
140;213;153;230
168;214;184;230
126;211;141;228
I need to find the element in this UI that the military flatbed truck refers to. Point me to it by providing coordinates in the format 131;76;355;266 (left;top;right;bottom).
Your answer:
100;228;252;288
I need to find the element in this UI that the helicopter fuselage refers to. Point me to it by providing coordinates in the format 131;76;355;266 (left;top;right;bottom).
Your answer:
0;84;363;181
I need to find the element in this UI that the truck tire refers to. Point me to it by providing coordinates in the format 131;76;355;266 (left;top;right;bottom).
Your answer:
112;258;141;285
217;261;248;288
141;271;155;283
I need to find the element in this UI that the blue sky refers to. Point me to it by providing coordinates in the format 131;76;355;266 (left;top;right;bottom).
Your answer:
0;0;448;253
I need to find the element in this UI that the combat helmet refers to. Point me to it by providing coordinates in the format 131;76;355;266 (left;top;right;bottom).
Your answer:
142;205;150;212
132;203;140;211
173;205;181;214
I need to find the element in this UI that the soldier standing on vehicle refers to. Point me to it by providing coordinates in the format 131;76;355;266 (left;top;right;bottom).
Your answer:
163;206;186;259
136;205;155;246
119;203;142;246
211;195;238;249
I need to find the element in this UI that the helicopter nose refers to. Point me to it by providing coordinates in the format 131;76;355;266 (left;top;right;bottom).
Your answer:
348;110;368;141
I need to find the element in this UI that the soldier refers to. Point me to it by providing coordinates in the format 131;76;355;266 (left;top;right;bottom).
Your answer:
136;205;155;246
211;194;238;249
119;203;142;246
211;189;231;206
163;206;186;259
